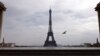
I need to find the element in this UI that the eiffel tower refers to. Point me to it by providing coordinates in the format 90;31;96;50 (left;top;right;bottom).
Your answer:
43;9;57;47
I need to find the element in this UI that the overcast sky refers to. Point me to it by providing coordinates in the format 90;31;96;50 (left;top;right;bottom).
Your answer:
0;0;99;46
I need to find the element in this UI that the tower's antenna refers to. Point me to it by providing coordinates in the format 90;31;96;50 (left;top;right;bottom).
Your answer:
49;0;55;10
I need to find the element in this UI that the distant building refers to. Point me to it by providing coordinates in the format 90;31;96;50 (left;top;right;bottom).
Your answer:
0;38;15;47
92;38;100;47
84;43;92;47
0;43;15;47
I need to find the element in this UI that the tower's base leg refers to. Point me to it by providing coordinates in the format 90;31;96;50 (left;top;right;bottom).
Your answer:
44;41;57;47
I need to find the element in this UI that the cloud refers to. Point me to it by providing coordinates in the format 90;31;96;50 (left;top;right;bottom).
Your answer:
0;0;99;45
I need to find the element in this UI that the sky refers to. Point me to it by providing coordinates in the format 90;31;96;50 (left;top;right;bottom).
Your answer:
0;0;99;46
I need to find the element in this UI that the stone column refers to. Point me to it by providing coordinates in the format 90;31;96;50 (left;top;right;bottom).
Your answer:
0;2;6;42
95;2;100;33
